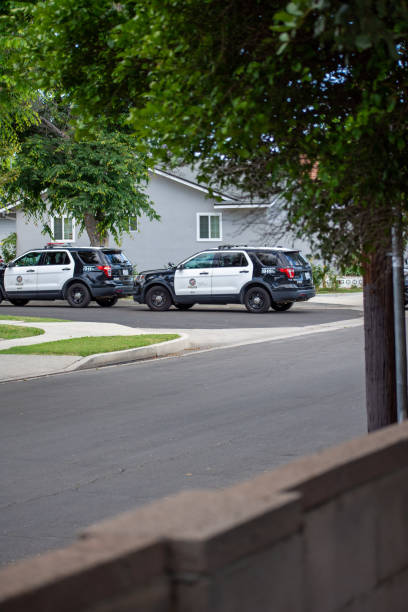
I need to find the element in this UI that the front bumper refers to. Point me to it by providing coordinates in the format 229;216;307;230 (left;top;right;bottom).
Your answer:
133;284;143;303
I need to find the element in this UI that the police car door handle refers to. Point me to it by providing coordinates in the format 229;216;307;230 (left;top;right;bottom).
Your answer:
240;270;249;273
26;269;36;272
62;267;71;271
199;272;209;275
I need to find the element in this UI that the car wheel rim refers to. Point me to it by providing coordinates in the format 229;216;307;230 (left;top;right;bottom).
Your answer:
153;292;164;306
249;292;263;309
73;290;84;303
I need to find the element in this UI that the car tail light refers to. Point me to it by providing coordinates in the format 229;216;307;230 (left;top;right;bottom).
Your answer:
97;265;112;278
279;267;295;279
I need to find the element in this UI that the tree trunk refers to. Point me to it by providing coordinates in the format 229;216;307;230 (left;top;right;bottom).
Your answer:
363;236;397;431
84;213;108;247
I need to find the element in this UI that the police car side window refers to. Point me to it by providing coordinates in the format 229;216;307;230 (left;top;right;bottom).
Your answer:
14;252;43;267
256;252;278;266
78;251;100;265
42;252;70;266
184;253;215;269
218;253;248;267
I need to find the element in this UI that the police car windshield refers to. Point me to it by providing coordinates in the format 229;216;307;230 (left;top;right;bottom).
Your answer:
283;252;309;267
103;251;130;265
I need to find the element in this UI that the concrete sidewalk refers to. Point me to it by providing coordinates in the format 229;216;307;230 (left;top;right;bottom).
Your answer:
0;293;363;382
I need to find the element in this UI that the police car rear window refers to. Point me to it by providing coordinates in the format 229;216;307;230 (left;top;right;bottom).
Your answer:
103;251;130;265
283;252;309;267
78;251;101;265
255;252;279;266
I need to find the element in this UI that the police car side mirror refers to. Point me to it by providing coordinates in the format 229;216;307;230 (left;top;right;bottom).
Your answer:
7;261;14;268
176;264;184;270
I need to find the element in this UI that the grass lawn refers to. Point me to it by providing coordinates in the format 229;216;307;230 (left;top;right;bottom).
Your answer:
0;324;45;340
0;334;179;356
317;288;363;294
0;315;68;322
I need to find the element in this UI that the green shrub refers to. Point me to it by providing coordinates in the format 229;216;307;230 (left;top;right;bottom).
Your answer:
0;232;17;262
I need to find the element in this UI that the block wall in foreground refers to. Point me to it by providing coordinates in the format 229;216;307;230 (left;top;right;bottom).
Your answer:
1;421;408;612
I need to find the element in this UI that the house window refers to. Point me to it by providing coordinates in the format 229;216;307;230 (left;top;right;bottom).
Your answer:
51;216;74;242
129;217;138;232
197;213;222;241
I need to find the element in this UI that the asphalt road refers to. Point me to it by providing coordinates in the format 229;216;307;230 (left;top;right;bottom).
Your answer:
0;325;366;566
0;298;361;329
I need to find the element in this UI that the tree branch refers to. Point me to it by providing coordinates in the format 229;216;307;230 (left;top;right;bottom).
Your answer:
38;116;69;139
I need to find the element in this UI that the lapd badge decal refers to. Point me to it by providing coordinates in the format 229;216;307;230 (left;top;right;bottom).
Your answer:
188;278;197;288
16;275;23;285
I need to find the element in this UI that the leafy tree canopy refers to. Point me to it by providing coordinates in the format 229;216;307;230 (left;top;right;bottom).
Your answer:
0;1;38;161
1;95;158;245
25;0;408;264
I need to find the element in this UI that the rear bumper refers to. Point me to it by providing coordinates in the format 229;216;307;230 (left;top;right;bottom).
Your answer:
91;283;135;299
271;287;315;303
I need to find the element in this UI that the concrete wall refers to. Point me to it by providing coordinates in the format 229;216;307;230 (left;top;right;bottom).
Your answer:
15;173;310;270
1;421;408;612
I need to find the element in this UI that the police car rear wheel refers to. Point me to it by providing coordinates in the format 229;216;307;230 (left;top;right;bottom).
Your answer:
8;298;30;306
244;287;271;313
66;283;91;308
271;302;294;312
95;297;118;307
146;286;172;311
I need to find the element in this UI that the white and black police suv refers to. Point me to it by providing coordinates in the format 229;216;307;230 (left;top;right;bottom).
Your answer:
133;246;315;313
0;244;134;308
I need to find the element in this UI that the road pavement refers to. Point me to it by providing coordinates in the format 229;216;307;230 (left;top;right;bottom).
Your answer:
0;324;366;566
0;294;362;329
0;293;363;381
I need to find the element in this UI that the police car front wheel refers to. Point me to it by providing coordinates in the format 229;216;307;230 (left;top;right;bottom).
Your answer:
145;286;172;311
66;283;91;308
244;287;271;313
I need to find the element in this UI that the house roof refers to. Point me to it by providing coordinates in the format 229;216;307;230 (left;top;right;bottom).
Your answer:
151;168;238;202
0;203;17;215
151;168;275;209
2;168;276;215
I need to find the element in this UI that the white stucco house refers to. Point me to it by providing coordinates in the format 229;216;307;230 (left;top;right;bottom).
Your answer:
4;168;310;271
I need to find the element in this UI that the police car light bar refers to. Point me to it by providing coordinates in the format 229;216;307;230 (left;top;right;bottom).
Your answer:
44;242;73;249
217;244;248;250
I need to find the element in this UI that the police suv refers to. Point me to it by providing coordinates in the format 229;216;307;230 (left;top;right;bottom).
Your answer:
0;244;134;308
134;246;315;313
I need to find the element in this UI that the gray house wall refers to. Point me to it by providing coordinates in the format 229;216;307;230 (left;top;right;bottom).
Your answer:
15;171;311;270
0;217;15;243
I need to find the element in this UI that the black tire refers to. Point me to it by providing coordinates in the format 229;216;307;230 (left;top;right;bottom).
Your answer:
145;285;172;311
8;298;29;306
244;287;271;313
95;296;118;307
271;302;294;312
66;283;91;308
175;303;194;310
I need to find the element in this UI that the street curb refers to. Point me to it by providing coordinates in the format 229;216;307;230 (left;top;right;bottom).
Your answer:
63;334;189;372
